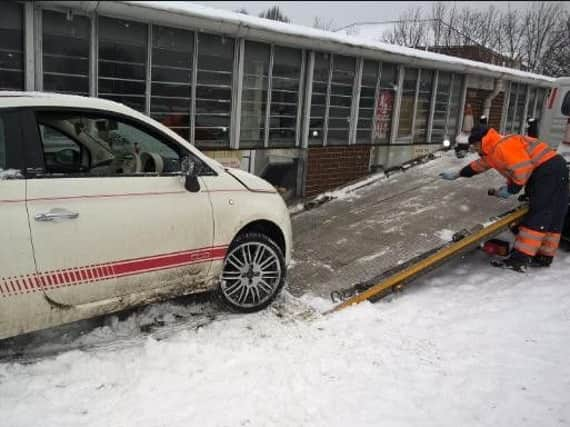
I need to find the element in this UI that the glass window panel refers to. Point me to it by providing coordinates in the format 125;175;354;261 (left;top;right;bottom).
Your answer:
196;99;232;114
0;2;24;90
380;63;397;90
102;96;146;113
195;33;233;149
198;33;234;71
328;55;355;145
527;87;537;121
42;10;91;95
327;129;350;145
270;90;298;105
514;83;527;133
150;25;193;138
99;62;146;81
99;78;146;95
269;46;301;147
309;52;331;146
44;75;89;95
371;63;397;144
330;94;352;107
398;68;418;138
272;46;301;77
413;70;434;143
0;116;5;169
535;88;546;122
431;72;451;142
151;82;191;98
446;74;463;142
196;85;231;101
98;16;147;111
357;60;379;144
152;26;193;67
240;41;269;149
313;52;330;82
505;82;517;132
43;55;89;76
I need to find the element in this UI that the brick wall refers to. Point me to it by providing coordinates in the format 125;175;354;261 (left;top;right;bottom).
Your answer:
305;145;371;197
465;89;505;130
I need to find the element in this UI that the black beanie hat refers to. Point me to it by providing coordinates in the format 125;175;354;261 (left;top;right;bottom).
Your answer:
468;126;489;144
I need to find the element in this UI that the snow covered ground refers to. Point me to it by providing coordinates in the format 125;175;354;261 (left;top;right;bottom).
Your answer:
1;249;569;427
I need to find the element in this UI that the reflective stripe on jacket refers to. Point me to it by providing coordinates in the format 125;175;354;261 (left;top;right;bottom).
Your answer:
468;128;558;186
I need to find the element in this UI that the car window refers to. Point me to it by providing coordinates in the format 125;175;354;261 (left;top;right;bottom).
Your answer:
36;112;183;176
562;90;570;117
39;124;89;174
0;117;5;169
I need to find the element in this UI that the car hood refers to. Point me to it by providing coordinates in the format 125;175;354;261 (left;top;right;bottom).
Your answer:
224;168;277;193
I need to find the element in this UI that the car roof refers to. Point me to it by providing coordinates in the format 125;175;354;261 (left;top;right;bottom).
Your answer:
0;91;138;116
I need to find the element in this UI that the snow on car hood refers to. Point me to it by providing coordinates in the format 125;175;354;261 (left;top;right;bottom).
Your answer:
224;168;277;193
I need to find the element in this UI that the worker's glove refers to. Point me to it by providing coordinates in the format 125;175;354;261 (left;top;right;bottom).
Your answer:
439;170;460;180
493;186;512;199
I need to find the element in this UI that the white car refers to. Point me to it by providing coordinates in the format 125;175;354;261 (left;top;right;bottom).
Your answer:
0;92;292;340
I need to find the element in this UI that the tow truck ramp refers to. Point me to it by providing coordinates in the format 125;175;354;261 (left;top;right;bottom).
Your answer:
326;205;529;314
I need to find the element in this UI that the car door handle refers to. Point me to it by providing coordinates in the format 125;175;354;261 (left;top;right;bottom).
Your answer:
34;208;80;222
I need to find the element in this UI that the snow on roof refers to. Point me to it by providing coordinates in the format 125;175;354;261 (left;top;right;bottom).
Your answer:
124;1;555;85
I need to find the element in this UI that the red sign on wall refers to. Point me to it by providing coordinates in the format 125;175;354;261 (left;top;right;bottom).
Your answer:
376;90;394;140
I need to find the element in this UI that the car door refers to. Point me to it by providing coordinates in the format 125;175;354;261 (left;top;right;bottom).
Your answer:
0;111;40;338
25;109;216;307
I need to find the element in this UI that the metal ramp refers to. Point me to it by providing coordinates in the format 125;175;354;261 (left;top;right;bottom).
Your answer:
326;205;529;314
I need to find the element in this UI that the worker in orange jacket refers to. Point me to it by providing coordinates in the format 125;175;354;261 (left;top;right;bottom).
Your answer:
440;126;569;272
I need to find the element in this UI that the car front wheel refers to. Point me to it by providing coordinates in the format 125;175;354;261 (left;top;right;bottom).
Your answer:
218;232;286;312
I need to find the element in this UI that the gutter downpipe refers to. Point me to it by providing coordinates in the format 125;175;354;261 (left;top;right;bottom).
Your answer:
482;78;504;121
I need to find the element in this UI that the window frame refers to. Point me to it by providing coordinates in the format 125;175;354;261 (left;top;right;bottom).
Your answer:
0;110;27;172
23;107;216;179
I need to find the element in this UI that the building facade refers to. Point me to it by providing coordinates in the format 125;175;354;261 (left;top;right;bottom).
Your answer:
0;1;554;200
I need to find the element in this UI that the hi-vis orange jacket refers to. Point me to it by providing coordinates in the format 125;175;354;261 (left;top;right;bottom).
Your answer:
467;128;557;186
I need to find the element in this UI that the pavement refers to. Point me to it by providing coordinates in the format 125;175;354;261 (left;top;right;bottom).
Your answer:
287;150;520;298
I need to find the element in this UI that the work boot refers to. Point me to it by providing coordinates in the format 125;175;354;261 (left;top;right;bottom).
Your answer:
530;254;553;268
490;250;530;273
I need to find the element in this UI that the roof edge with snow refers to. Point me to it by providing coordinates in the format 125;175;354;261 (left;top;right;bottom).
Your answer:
38;0;556;87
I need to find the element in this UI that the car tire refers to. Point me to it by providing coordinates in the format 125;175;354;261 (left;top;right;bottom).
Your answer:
217;232;286;313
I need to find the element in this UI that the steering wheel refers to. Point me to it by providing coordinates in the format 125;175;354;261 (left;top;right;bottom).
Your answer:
139;152;164;174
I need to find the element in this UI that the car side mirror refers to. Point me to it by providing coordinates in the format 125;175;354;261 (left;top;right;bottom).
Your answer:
181;155;200;192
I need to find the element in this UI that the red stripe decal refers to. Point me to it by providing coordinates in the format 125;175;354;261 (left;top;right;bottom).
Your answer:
26;191;187;204
3;245;229;296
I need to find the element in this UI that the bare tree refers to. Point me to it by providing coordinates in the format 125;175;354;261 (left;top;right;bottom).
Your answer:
259;5;290;23
379;1;569;76
494;6;525;64
381;6;428;48
431;2;447;47
539;9;570;77
523;1;565;73
313;17;336;31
